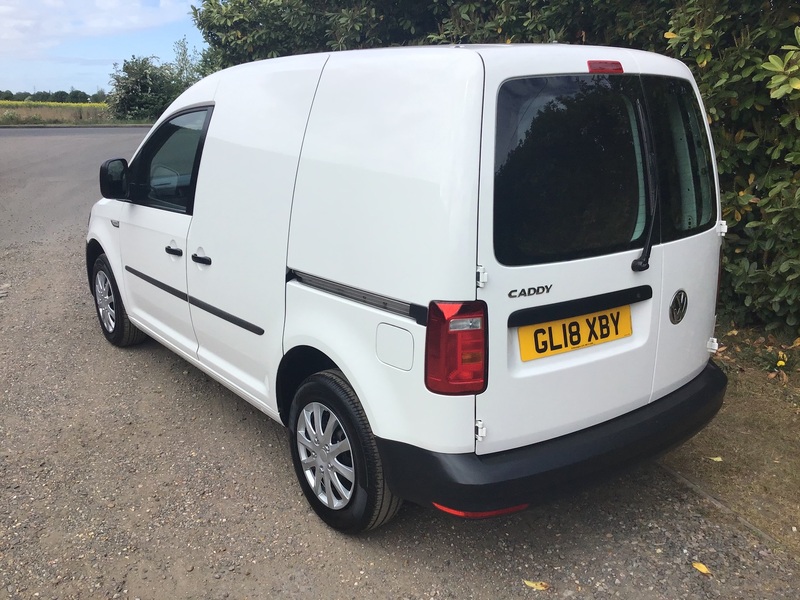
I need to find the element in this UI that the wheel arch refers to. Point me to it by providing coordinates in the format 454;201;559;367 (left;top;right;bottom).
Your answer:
276;345;337;427
86;239;105;292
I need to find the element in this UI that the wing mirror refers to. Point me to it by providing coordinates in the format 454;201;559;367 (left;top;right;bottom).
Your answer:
99;158;130;199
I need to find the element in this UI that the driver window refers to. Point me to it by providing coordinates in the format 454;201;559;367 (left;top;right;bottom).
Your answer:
132;109;210;214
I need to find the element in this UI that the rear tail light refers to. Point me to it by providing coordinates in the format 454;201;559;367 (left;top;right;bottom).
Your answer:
425;300;488;395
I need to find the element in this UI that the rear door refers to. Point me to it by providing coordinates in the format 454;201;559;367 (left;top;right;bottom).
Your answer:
475;62;663;455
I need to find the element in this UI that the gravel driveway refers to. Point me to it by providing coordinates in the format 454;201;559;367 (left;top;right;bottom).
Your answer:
0;127;797;599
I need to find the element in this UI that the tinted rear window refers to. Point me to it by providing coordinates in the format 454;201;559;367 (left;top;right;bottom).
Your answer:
493;74;715;266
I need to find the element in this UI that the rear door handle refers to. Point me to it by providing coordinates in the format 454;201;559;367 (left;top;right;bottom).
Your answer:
165;246;183;257
191;253;212;265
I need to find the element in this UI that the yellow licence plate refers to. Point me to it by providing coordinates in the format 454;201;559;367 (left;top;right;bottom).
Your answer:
518;305;632;361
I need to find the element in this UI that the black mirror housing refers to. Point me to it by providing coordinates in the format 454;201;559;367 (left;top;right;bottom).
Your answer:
99;158;130;199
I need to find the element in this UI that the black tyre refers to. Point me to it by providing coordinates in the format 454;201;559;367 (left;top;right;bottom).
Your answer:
288;369;401;532
91;254;147;347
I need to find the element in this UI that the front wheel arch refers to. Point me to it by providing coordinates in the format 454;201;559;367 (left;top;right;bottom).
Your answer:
86;239;105;293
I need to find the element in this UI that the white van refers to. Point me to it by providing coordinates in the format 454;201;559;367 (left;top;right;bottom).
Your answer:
86;44;727;532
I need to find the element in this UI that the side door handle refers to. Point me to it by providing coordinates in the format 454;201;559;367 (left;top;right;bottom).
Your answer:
191;253;212;265
165;245;183;256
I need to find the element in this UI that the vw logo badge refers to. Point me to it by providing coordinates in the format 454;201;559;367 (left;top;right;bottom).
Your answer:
669;290;688;324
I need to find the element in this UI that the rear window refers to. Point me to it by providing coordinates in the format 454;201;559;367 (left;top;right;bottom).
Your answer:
493;74;715;266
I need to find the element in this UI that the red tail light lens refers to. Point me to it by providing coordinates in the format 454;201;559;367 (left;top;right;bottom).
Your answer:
425;301;488;395
588;60;624;74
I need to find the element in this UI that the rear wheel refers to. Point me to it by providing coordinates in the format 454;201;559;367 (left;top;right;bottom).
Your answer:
288;369;401;532
92;254;147;347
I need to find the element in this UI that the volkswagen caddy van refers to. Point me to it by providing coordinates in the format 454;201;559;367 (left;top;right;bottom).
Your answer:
86;44;727;532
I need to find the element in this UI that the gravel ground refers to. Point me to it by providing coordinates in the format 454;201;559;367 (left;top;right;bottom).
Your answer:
1;128;798;599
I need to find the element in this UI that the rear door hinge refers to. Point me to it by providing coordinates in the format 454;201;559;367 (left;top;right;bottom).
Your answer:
707;337;719;354
475;419;486;442
717;220;728;237
476;265;488;288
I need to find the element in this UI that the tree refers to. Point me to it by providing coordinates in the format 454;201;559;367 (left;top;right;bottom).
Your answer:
0;90;14;100
31;91;52;101
90;89;107;103
68;88;90;103
192;0;434;67
107;56;180;120
51;90;69;102
107;38;204;121
189;0;800;333
172;36;204;89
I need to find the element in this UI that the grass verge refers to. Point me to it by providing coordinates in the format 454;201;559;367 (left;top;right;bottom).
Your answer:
0;100;116;125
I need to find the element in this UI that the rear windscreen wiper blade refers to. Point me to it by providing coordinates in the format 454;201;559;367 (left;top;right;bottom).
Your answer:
632;99;657;272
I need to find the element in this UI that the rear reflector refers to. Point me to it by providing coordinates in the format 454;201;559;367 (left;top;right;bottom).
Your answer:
425;300;488;395
588;60;624;74
432;502;529;519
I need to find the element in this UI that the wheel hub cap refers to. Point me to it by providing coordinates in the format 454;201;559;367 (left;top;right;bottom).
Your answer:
296;402;355;510
95;271;116;333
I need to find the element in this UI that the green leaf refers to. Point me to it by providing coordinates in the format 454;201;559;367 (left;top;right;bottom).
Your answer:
768;54;785;70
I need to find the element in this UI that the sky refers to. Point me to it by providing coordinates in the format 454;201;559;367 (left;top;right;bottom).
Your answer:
0;0;207;95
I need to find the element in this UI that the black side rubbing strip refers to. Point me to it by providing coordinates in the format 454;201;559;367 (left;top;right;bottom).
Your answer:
126;266;188;301
188;297;265;335
508;285;653;328
290;270;428;326
124;266;264;335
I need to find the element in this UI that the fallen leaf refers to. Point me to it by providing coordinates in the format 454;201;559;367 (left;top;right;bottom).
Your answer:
693;562;712;576
768;372;777;379
716;345;727;354
707;456;723;462
523;580;551;590
726;329;739;336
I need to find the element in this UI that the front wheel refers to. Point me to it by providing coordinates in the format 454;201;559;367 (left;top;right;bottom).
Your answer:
92;254;147;347
288;370;401;532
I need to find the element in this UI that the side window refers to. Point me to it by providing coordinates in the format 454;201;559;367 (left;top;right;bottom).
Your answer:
131;109;210;214
642;77;716;241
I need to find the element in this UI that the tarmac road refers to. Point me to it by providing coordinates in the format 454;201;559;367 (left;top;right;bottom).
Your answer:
0;127;797;599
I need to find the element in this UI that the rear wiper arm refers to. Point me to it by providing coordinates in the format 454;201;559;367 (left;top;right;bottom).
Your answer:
632;99;657;272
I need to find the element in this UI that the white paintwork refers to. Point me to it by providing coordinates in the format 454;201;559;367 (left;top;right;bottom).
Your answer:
283;283;475;453
288;48;484;306
186;55;329;415
376;323;414;371
87;44;721;463
652;229;721;398
119;204;197;357
472;44;720;454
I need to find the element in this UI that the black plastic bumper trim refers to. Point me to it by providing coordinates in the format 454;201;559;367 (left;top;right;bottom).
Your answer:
376;360;726;512
508;285;652;328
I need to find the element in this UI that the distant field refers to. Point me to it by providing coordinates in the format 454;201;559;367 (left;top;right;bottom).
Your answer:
0;100;112;125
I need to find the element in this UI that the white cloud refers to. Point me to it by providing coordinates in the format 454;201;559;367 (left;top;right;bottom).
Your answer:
0;0;194;59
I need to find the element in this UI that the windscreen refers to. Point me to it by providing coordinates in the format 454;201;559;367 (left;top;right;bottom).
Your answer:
493;74;715;266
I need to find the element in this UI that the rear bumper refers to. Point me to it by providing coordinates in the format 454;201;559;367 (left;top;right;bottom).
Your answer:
376;360;726;512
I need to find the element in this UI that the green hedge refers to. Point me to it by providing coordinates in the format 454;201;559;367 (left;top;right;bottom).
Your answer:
192;0;800;333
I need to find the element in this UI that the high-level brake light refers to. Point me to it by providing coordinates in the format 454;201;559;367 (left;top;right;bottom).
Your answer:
425;300;488;395
588;60;624;74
